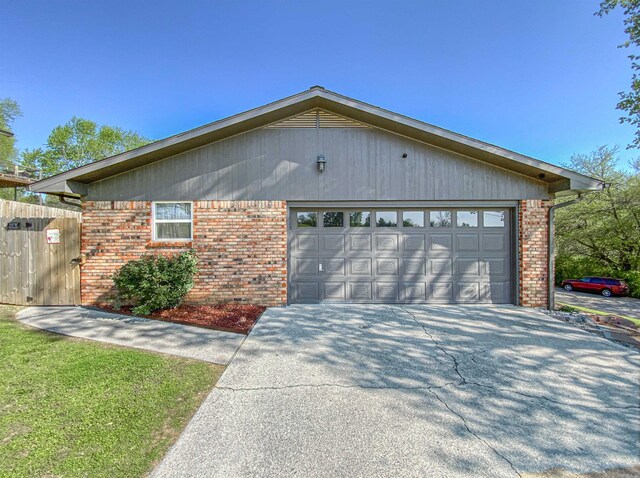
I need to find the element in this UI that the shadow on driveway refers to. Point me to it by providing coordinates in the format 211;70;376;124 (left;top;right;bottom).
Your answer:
153;305;640;478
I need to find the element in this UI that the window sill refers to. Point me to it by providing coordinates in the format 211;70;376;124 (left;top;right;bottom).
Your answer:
146;241;193;249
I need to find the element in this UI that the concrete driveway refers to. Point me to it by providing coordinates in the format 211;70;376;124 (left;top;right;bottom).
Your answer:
556;288;640;320
153;305;640;478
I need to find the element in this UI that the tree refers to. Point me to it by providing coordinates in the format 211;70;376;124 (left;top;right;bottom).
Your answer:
0;98;25;201
598;1;640;148
555;145;640;295
22;117;151;177
0;98;21;163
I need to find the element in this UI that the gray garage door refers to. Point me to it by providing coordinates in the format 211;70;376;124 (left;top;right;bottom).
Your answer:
288;208;513;304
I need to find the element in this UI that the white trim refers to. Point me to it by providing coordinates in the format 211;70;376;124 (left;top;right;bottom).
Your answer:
151;201;193;241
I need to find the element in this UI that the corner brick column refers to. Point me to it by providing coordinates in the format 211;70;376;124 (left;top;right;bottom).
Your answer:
81;200;288;307
518;199;551;307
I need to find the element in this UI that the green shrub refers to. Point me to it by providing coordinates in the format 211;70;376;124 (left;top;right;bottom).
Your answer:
618;270;640;299
112;249;198;315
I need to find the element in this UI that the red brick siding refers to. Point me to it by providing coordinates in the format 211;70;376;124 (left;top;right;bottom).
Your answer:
81;200;287;307
518;199;551;307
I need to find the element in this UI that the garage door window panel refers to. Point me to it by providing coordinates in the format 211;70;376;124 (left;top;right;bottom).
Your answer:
402;211;424;228
297;212;317;228
350;211;371;227
429;211;452;228
457;211;478;228
323;212;344;227
376;211;397;227
483;210;505;227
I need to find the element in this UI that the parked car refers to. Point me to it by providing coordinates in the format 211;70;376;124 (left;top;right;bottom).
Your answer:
560;277;629;297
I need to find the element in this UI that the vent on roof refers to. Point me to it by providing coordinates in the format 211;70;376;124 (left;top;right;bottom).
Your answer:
266;109;368;128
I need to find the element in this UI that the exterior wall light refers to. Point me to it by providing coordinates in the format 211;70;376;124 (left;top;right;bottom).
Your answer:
316;155;326;173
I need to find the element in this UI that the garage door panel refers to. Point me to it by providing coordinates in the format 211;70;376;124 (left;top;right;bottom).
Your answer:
290;208;512;304
482;233;505;251
375;234;399;251
430;282;454;302
487;282;510;302
456;234;479;252
404;234;426;252
430;234;452;252
402;282;427;301
376;258;399;276
293;282;319;302
405;258;427;275
296;234;319;252
349;235;372;251
295;258;319;276
323;234;345;251
455;258;480;276
429;259;452;276
349;258;372;275
375;282;399;301
350;282;373;300
324;258;345;275
484;258;506;275
456;282;481;302
323;282;346;301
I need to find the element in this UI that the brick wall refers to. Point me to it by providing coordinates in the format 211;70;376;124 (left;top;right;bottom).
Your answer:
81;200;287;307
518;199;551;307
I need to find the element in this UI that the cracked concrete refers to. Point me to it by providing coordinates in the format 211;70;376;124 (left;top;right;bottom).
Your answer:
152;304;640;478
429;388;523;478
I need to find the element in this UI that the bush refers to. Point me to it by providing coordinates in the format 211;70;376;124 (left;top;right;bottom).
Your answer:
112;250;198;315
618;270;640;299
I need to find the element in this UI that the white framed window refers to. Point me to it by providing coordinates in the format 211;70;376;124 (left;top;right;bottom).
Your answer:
152;201;193;241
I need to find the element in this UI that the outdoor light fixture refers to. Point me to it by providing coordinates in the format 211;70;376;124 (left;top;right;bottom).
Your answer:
316;154;326;173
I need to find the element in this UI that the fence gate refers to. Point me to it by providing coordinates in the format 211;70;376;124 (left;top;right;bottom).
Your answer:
1;200;81;306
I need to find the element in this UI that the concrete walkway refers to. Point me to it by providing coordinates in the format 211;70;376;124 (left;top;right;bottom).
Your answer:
153;304;640;478
16;306;245;364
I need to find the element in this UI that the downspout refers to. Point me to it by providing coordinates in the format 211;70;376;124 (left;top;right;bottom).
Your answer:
547;194;584;310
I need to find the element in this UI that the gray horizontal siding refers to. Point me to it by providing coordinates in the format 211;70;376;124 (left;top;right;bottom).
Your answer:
86;127;548;201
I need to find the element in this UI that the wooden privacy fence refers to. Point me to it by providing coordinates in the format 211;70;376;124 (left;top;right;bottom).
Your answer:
0;200;82;305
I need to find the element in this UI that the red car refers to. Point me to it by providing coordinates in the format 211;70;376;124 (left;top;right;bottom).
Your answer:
561;277;629;297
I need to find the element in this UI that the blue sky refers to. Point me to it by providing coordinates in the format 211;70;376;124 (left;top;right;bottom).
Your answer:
1;0;636;168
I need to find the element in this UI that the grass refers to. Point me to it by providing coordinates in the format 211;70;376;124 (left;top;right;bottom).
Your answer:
557;303;640;327
0;305;224;478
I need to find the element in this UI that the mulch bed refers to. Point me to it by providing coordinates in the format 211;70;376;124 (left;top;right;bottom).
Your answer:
98;304;266;335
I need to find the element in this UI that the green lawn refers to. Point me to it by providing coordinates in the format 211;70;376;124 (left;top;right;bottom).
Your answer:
0;305;224;478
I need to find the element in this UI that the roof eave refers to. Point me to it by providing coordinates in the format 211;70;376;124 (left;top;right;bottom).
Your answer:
31;89;324;192
29;87;602;196
551;177;605;197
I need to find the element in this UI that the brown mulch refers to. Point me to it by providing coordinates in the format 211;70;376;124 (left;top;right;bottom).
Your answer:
98;304;266;335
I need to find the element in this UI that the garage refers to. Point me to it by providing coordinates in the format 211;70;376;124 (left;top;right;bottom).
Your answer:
32;87;603;308
289;207;513;304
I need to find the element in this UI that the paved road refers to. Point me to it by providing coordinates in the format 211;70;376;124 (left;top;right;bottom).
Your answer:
555;288;640;320
153;305;640;478
16;306;245;364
